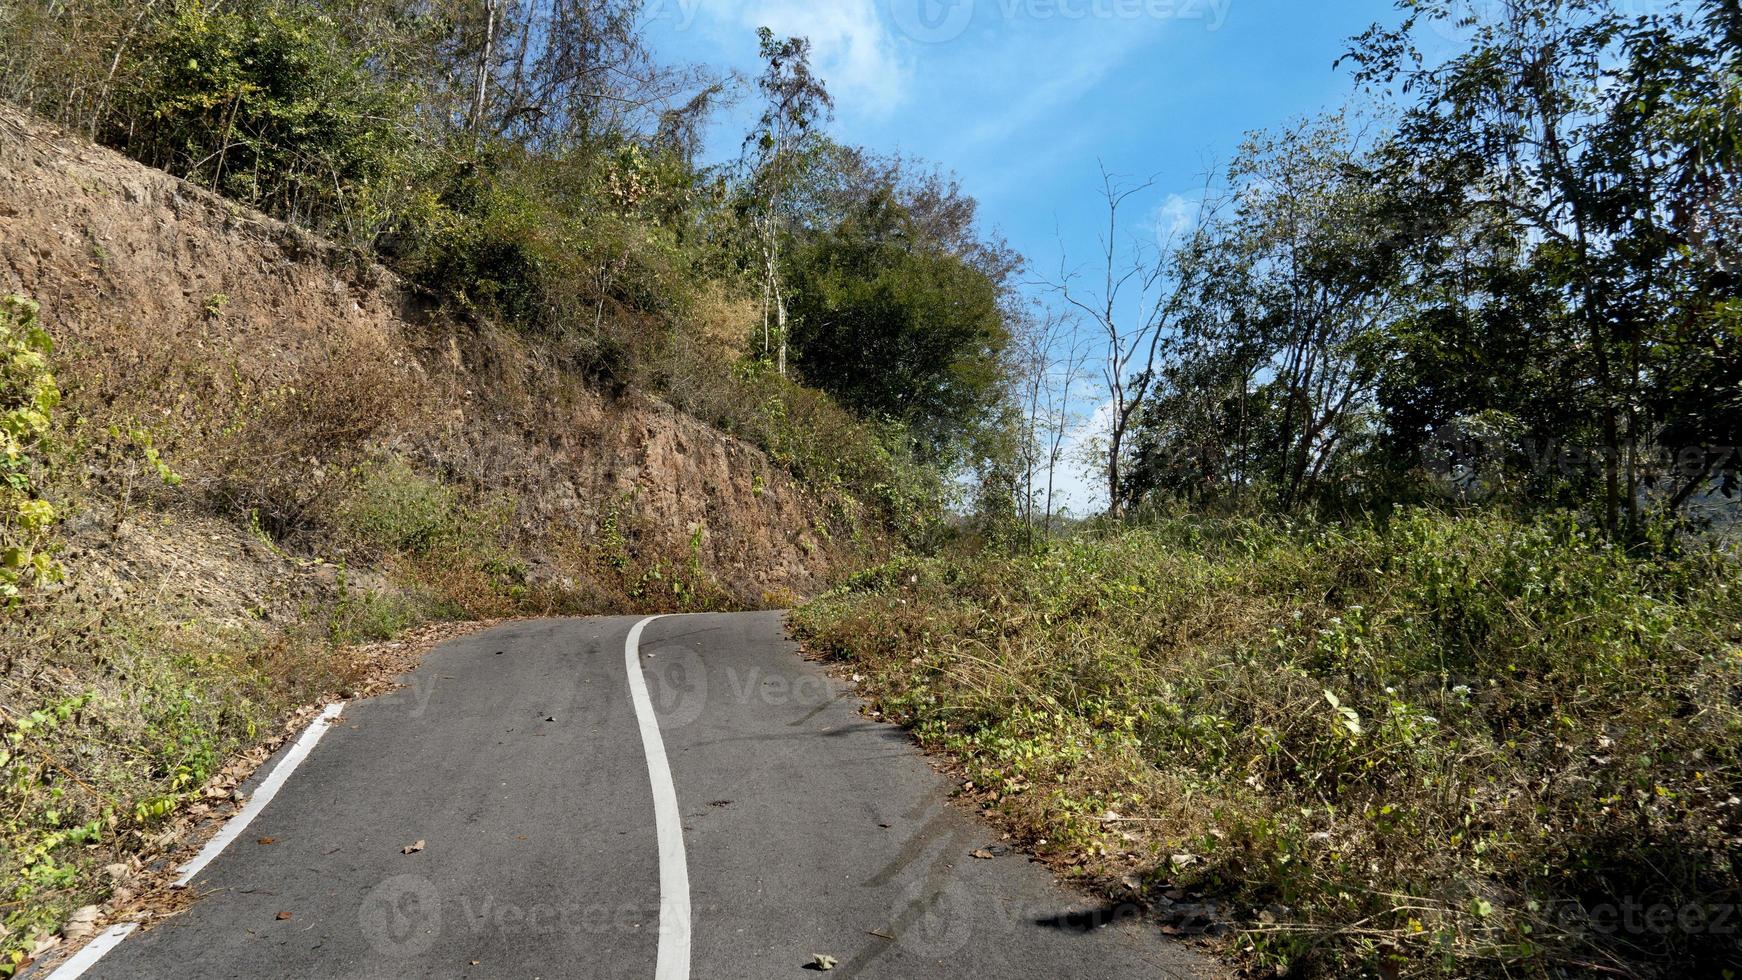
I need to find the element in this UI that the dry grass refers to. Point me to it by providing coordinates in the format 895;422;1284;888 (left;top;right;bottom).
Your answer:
793;513;1742;979
686;280;757;358
202;344;417;543
0;590;367;969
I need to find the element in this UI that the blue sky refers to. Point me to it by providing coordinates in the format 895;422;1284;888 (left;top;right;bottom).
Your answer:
640;0;1411;510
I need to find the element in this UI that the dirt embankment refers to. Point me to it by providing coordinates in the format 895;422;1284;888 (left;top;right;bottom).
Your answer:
0;104;842;610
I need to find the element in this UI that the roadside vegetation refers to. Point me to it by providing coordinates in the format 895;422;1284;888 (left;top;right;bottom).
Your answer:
796;514;1742;977
0;0;1736;978
0;0;1018;507
802;1;1741;978
0;0;1018;969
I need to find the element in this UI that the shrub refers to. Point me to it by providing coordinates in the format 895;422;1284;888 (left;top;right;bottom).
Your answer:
386;143;701;386
336;458;466;559
0;599;364;974
110;2;415;242
204;347;411;544
794;512;1742;978
659;347;946;546
0;296;62;604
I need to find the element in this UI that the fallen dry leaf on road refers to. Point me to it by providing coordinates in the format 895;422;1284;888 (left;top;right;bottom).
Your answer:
402;840;425;855
275;912;292;921
256;837;276;845
970;849;994;859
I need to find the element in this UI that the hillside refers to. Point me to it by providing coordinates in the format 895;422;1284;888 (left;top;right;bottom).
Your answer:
4;0;1736;976
0;103;850;606
0;104;874;969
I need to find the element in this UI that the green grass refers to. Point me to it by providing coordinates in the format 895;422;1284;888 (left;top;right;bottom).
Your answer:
0;602;365;973
792;512;1742;979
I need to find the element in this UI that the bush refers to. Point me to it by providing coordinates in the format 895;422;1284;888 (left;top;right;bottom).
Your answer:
205;347;411;544
793;512;1742;978
659;347;946;546
110;2;415;242
386;141;703;386
0;296;62;604
0;599;365;974
336;458;467;559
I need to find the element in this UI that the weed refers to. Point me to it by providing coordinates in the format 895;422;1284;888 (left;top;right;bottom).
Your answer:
0;597;363;972
794;512;1742;978
0;296;63;604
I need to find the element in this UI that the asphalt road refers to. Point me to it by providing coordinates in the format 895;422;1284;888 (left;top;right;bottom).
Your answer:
75;612;1214;979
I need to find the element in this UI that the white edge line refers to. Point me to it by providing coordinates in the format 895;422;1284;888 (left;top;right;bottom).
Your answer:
174;701;346;886
40;924;137;980
44;700;345;980
623;615;692;980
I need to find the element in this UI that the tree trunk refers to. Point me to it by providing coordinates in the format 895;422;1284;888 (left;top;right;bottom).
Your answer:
775;286;789;377
471;0;498;140
1107;424;1124;521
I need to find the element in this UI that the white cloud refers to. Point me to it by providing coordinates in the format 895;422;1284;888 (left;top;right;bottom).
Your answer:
928;23;1161;202
681;0;909;117
952;35;1133;152
1152;190;1203;244
1047;396;1113;515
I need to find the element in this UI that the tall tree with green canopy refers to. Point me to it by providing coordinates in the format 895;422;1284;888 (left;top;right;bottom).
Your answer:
784;189;1010;466
1345;0;1742;534
745;27;833;376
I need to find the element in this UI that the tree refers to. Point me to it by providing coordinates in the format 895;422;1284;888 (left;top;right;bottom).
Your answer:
108;2;417;240
1013;309;1091;539
1117;116;1406;516
745;27;833;375
1345;0;1742;534
784;190;1010;465
1055;166;1217;519
1221;116;1401;511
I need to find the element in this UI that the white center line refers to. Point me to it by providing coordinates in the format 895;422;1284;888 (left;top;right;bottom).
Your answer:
623;615;691;980
46;701;346;980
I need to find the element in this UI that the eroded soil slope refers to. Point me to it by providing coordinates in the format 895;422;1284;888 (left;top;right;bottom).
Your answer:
0;104;841;606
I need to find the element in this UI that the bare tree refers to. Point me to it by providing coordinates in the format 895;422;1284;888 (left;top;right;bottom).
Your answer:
1015;308;1058;541
1040;325;1093;535
1013;308;1092;543
1056;165;1217;519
